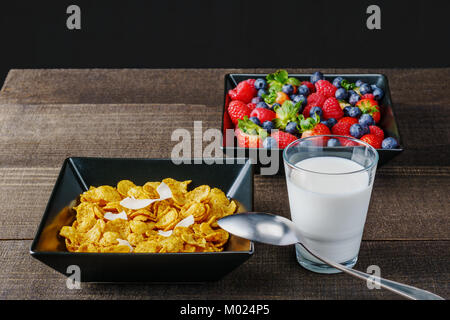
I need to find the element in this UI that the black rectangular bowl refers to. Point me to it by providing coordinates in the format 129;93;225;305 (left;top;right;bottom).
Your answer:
30;157;254;282
221;73;403;174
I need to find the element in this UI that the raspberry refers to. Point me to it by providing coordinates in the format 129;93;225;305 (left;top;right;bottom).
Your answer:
302;93;327;118
228;81;257;103
307;92;327;107
228;100;251;125
315;80;337;98
322;97;344;120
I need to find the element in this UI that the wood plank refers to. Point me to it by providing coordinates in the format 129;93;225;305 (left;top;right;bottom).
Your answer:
1;68;449;107
0;240;447;300
0;166;448;241
0;103;223;168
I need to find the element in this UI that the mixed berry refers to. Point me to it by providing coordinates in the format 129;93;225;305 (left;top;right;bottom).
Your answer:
226;69;399;149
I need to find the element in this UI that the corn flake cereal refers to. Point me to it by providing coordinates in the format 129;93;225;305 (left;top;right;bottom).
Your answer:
59;179;237;253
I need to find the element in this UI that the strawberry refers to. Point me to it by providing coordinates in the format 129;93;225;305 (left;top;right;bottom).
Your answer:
228;100;251;125
360;133;382;149
356;98;381;124
273;101;301;130
235;116;268;148
270;130;298;149
275;91;290;105
301;81;315;93
361;93;375;100
322;97;344;120
369;125;384;141
228;80;257;103
250;107;276;123
331;117;358;136
315;80;337;98
296;114;331;146
299;114;331;138
339;136;359;146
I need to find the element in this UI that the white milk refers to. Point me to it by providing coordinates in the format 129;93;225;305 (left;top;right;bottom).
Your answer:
286;156;373;263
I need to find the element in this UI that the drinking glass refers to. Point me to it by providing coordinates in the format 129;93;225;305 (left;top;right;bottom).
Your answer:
283;135;378;274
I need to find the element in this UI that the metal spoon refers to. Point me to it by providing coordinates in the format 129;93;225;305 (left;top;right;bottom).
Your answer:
218;212;444;300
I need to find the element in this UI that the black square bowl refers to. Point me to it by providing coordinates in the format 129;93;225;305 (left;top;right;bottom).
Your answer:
30;157;254;282
221;73;403;173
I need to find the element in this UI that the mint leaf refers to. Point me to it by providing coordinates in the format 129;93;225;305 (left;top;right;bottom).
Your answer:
340;79;356;90
266;69;289;85
268;82;282;94
286;77;301;86
262;91;277;104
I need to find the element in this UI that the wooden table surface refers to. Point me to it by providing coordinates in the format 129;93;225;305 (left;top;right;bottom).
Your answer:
0;68;448;300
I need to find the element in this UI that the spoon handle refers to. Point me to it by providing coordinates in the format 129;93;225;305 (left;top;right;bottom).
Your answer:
299;243;444;300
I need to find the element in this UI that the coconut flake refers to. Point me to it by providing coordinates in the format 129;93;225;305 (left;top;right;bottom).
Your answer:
175;215;194;229
104;210;128;221
117;239;133;252
119;182;173;210
119;197;156;210
156;181;172;200
158;230;173;237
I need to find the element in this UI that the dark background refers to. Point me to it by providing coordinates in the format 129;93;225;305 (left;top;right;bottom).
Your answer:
0;0;449;85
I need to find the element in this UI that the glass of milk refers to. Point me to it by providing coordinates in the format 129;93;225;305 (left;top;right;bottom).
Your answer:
283;135;378;274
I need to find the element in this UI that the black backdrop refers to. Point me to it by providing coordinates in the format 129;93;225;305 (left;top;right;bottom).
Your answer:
0;0;449;85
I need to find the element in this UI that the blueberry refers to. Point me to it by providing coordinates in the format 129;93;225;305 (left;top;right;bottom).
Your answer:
361;125;370;135
310;71;324;84
262;120;275;133
297;85;309;96
321;119;336;130
282;84;295;95
370;84;378;91
263;136;277;149
343;106;352;117
256;101;269;109
332;77;344;88
348;107;362;118
355;80;364;87
382;137;399;149
249;116;261;126
285;121;299;134
327;138;341;147
291;94;307;107
327;118;337;128
359;113;375;126
309;106;323;118
373;88;384;100
349;94;360;106
270;103;281;111
257;89;268;98
335;88;348;100
254;78;267;90
350;124;364;138
359;83;372;95
251;96;262;104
